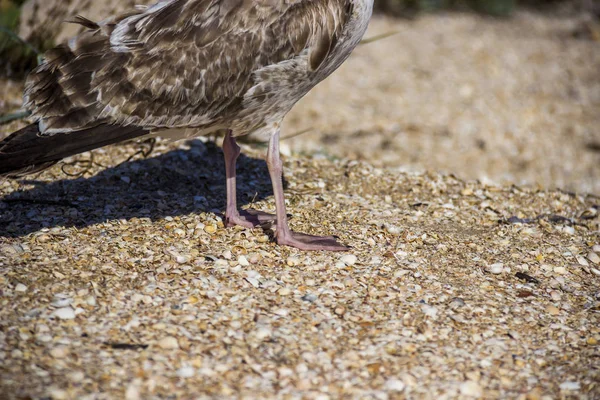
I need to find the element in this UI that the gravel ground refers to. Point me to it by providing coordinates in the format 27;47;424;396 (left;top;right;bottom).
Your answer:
1;10;600;400
1;138;599;399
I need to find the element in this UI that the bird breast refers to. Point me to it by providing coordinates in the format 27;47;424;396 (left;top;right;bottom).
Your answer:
231;0;374;138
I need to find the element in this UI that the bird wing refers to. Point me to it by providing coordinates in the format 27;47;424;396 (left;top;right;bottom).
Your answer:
24;0;353;135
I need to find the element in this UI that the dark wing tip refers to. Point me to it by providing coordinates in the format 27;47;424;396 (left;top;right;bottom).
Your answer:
64;15;100;30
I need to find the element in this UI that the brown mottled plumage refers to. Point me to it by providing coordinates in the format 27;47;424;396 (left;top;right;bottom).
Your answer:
1;0;374;250
18;0;154;46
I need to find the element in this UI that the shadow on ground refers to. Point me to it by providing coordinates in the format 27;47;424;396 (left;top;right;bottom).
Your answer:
0;140;280;237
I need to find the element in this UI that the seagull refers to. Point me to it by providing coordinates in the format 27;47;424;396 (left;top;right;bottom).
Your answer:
0;0;374;251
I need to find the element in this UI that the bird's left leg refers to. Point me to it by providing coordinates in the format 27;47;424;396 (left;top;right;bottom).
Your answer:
223;130;276;228
266;127;349;251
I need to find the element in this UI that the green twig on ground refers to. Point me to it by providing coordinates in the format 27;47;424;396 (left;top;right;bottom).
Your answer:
0;25;40;56
360;31;400;45
281;127;313;141
0;110;31;125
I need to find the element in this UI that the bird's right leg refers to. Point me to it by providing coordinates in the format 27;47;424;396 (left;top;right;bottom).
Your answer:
223;130;276;228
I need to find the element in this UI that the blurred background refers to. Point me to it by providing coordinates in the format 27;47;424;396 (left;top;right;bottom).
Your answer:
1;0;599;193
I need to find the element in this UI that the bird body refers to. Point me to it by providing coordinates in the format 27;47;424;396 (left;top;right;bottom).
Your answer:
23;0;372;139
1;0;374;250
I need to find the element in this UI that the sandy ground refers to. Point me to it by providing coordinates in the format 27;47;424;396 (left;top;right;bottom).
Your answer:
283;12;600;195
1;10;600;400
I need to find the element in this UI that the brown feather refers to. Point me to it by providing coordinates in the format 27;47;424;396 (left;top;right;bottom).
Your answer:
2;0;372;177
24;0;355;134
65;15;101;31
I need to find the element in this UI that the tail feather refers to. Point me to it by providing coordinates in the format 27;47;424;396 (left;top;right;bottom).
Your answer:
0;123;148;177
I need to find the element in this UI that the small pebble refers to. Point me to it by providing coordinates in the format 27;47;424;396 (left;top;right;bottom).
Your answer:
559;381;580;391
340;254;357;266
459;380;483;397
256;235;269;243
576;255;589;266
153;322;166;330
384;379;406;392
540;264;553;273
245;277;260;288
157;336;179;350
67;370;85;383
51;307;76;320
546;305;560;315
593;245;600;253
255;326;272;340
286;256;301;267
50;346;69;359
394;269;410;278
334;306;346;316
1;244;20;255
385;224;402;235
273;308;289;317
51;297;73;308
450;297;466;308
47;388;68;400
174;229;186;237
246;253;260;264
301;293;317;303
37;334;52;343
176;255;189;264
37;234;52;243
553;266;567;275
14;283;27;292
86;296;97;306
488;263;504;274
238;255;250;267
591;268;600;277
176;366;195;378
125;382;141;400
587;252;599;265
421;305;438;318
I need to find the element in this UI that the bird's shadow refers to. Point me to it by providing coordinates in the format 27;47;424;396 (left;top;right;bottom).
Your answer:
0;140;279;238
